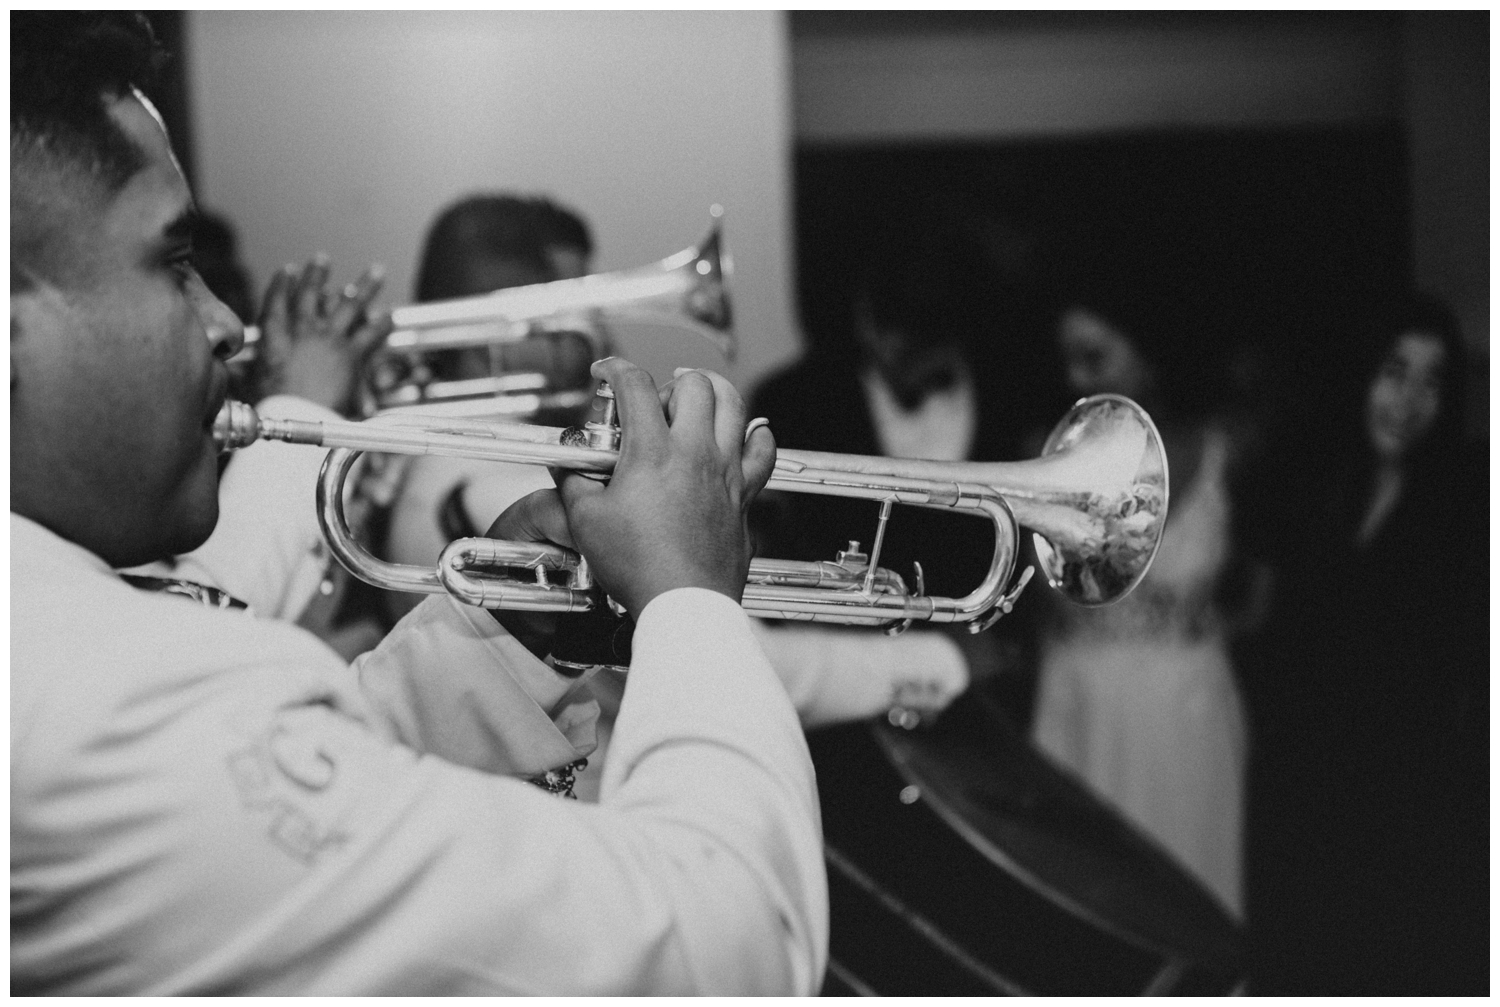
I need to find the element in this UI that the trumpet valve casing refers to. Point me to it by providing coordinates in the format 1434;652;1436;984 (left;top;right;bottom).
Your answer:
580;381;622;451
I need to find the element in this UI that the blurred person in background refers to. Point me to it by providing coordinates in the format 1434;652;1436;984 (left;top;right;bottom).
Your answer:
746;218;1046;843
381;192;601;629
1242;292;1486;994
409;192;598;400
750;219;1046;731
1026;263;1268;920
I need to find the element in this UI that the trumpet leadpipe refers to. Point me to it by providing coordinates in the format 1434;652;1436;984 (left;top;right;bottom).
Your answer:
212;399;616;472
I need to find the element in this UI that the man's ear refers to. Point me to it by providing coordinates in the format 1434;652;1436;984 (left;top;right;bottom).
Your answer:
10;263;67;393
12;262;34;391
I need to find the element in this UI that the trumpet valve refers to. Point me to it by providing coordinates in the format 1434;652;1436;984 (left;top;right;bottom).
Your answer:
580;380;621;451
572;557;595;592
835;541;868;569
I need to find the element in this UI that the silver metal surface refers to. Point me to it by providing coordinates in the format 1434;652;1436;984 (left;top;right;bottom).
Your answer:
213;387;1168;627
228;213;733;421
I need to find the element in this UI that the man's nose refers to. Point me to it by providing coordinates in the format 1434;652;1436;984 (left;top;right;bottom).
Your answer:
200;286;245;361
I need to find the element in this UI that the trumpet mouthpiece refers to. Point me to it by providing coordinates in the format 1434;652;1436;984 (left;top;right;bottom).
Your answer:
211;400;261;453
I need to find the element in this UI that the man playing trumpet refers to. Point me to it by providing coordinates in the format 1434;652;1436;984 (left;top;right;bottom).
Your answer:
10;12;825;995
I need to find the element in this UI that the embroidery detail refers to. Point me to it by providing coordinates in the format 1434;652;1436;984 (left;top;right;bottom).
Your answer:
226;728;351;865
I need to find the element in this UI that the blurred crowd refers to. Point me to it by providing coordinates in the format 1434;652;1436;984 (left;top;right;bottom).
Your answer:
754;206;1487;994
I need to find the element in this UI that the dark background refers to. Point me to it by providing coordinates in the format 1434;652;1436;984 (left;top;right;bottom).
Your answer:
793;126;1413;461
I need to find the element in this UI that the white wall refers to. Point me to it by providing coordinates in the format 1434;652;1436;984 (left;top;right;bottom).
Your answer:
188;11;799;391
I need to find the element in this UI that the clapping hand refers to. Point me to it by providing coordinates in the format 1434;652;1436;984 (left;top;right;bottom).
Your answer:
248;255;393;416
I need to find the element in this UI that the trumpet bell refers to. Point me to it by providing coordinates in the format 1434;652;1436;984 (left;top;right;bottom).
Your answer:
772;393;1169;607
1028;394;1169;605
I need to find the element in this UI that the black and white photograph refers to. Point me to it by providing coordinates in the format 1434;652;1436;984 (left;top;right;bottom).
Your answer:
10;10;1489;996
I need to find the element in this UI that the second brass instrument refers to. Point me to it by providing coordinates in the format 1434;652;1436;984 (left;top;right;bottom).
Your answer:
233;215;732;420
213;387;1168;632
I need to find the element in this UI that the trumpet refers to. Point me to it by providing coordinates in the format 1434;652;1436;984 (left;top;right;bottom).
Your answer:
213;386;1168;632
232;214;733;420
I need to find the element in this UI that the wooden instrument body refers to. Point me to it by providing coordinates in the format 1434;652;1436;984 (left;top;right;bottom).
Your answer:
810;697;1243;996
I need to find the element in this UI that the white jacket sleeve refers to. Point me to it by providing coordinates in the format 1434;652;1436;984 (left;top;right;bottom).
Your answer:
751;620;969;728
351;593;599;777
596;589;829;993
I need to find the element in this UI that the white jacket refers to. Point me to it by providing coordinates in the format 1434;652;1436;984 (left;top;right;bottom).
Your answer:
10;513;827;995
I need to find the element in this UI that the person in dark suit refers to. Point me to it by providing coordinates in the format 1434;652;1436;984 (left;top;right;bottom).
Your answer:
750;221;1044;723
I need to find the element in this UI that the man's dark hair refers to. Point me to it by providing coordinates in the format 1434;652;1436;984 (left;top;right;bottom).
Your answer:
12;11;164;187
11;12;165;287
415;193;590;302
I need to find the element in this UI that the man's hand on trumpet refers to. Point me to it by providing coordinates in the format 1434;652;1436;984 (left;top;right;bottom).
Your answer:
247;255;392;416
482;357;776;662
557;358;776;617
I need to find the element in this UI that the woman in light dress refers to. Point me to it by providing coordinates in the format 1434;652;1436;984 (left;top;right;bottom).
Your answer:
1030;293;1263;919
